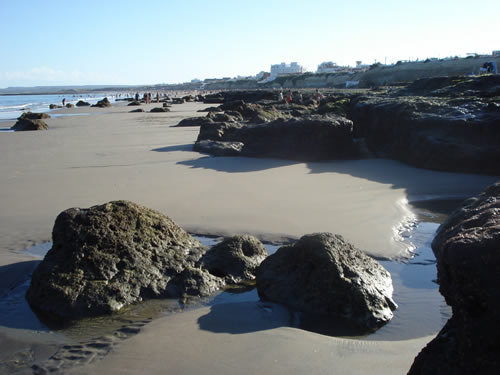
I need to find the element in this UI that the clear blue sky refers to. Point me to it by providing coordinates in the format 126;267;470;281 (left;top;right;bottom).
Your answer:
1;0;498;87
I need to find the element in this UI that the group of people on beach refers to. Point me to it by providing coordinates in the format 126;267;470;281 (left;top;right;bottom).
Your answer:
278;89;322;104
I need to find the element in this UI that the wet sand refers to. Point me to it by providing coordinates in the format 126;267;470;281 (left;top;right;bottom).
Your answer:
0;101;498;374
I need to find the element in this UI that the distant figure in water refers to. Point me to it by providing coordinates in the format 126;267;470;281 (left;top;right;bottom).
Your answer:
135;92;139;101
278;90;284;102
62;98;66;106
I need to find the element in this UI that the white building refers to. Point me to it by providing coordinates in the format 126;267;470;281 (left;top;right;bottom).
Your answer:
316;61;342;73
270;62;304;79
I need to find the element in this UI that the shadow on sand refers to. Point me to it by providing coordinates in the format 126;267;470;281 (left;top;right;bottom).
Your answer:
176;153;498;200
197;301;369;337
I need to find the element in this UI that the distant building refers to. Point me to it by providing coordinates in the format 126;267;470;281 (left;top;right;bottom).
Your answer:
316;61;342;73
255;71;270;81
270;62;304;79
493;50;500;57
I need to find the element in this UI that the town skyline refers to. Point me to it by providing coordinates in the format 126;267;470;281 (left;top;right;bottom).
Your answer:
1;0;499;88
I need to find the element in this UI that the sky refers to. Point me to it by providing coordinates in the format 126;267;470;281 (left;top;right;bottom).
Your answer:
1;0;499;88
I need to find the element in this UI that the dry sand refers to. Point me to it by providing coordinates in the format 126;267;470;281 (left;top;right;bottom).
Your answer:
0;101;498;374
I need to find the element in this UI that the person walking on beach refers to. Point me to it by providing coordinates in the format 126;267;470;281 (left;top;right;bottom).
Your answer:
278;90;284;102
286;90;292;104
62;98;66;106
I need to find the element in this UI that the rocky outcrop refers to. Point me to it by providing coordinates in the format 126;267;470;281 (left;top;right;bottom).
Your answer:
25;201;217;320
175;116;214;127
11;118;48;131
66;103;74;108
129;108;145;113
25;201;269;321
349;76;500;175
198;235;268;285
408;183;500;374
49;104;62;109
18;112;50;120
91;98;112;108
196;115;358;161
256;233;397;332
76;100;91;107
193;140;244;156
127;101;141;106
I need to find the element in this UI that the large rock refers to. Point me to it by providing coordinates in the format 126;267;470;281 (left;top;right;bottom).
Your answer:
408;183;500;374
175;116;214;127
198;235;268;284
91;98;112;108
11;118;48;131
76;100;90;107
25;201;219;320
18;112;50;120
196;115;358;161
193;140;244;156
349;75;500;175
256;233;397;332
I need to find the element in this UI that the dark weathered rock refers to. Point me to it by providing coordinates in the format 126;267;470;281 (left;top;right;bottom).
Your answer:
25;201;214;320
256;233;397;332
91;98;112;108
196;115;357;161
198;235;268;284
66;103;74;108
193;139;243;156
127;101;141;106
150;107;170;112
409;183;500;374
76;100;91;107
129;108;145;113
11;118;48;131
172;98;185;104
49;104;62;109
18;112;50;120
207;111;243;122
350;76;500;175
175;116;213;127
198;106;223;113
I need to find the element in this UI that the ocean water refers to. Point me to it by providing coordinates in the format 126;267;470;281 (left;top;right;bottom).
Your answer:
0;93;123;122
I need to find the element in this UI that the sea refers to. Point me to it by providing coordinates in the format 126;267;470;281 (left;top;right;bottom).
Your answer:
0;93;127;123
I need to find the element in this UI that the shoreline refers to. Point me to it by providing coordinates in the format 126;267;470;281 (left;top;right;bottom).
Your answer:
1;101;498;374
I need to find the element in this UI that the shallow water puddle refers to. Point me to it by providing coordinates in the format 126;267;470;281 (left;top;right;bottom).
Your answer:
0;202;455;371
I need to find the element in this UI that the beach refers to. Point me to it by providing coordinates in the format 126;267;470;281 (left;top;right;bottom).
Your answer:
0;100;498;374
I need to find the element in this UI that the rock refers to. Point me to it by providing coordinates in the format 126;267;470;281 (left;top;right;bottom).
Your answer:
408;183;500;374
196;115;357;161
256;233;397;332
207;111;243;122
193;140;244;156
150;107;170;112
25;201;216;321
182;95;194;102
127;101;141;106
49;104;62;109
129;108;145;113
91;98;112;108
350;76;500;175
11;118;48;131
76;100;90;107
198;235;268;284
18;112;50;120
172;98;185;104
196;121;243;143
197;106;223;113
203;93;224;104
66;103;74;108
175;116;214;127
